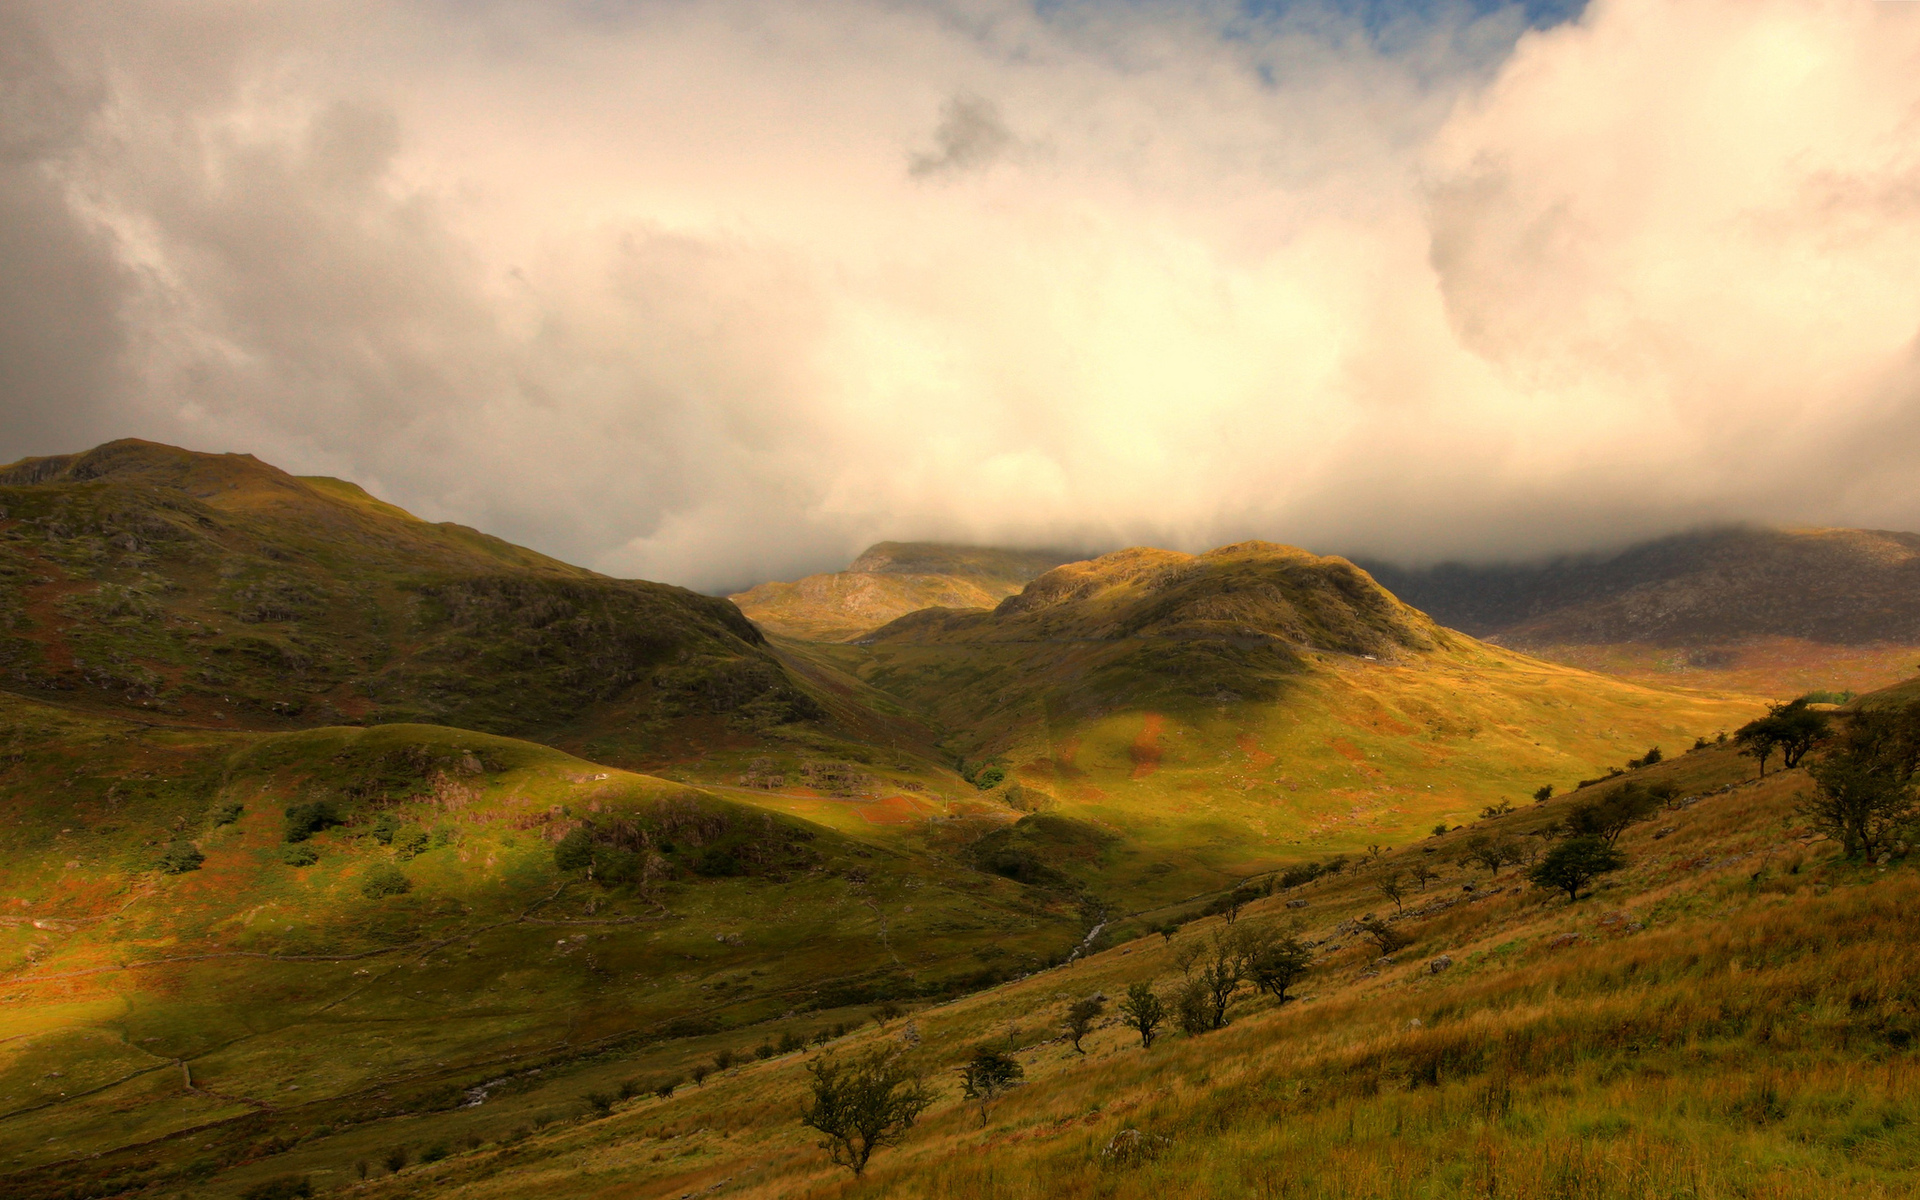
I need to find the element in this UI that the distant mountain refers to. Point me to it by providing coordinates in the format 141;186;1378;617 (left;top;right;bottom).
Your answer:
0;439;826;747
730;540;1074;641
1359;526;1920;647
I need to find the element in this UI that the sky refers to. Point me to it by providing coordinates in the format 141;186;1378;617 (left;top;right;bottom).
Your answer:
4;0;1919;593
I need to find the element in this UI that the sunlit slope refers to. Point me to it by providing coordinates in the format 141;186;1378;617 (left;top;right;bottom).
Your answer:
730;541;1073;642
816;542;1764;871
206;738;1919;1200
0;695;1080;1183
0;439;837;756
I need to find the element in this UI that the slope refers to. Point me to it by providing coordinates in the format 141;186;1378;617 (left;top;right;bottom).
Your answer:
791;542;1764;905
0;693;1082;1194
730;541;1074;642
0;439;845;761
179;731;1919;1200
1361;526;1920;698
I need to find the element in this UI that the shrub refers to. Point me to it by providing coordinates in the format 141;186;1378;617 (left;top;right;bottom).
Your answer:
393;826;430;859
712;1048;736;1072
157;843;205;874
653;1076;680;1099
585;1091;614;1116
419;1143;449;1164
689;1063;712;1087
284;801;343;843
361;864;411;898
280;844;318;867
1358;916;1413;954
382;1146;409;1174
370;812;400;845
779;1028;804;1053
617;1078;641;1100
210;801;245;827
756;1041;777;1060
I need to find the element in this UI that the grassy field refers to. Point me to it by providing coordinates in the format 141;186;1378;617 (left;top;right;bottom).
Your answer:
273;739;1919;1200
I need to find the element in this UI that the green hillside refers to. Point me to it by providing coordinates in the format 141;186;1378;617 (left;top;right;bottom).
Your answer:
0;440;847;759
0;693;1083;1196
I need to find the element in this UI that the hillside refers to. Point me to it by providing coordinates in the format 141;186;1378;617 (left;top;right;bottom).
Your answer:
792;542;1763;899
0;440;847;760
0;694;1082;1195
1361;526;1920;697
53;728;1911;1200
729;541;1073;642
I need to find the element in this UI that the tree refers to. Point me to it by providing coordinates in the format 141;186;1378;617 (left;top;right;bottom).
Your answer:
157;843;205;874
1735;719;1783;778
800;1052;934;1176
1373;869;1407;913
1218;884;1257;924
1175;929;1249;1033
1771;700;1830;768
1409;860;1438;891
1527;836;1626;902
689;1063;711;1087
1566;783;1663;846
1480;800;1515;819
1157;923;1178;944
1801;701;1920;860
1357;916;1412;955
957;1046;1022;1125
1242;927;1313;1002
1064;997;1104;1053
1533;784;1554;804
1463;834;1522;878
1118;982;1165;1048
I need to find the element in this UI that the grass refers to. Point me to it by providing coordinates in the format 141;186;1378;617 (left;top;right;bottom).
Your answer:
267;741;1917;1200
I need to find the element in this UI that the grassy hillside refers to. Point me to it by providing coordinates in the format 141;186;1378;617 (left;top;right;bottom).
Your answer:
1362;527;1920;699
0;693;1088;1196
791;543;1764;904
0;439;847;759
154;737;1918;1200
730;542;1073;643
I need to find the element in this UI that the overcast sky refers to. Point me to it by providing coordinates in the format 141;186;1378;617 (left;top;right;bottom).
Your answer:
4;0;1919;592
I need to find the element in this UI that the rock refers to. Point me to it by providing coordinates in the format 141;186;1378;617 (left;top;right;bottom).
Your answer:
1407;1017;1424;1030
1374;955;1395;967
1428;955;1453;974
1102;1128;1169;1167
1547;932;1582;949
1286;899;1309;909
1654;827;1676;840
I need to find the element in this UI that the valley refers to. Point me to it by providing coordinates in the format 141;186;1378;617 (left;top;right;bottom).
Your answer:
0;442;1910;1200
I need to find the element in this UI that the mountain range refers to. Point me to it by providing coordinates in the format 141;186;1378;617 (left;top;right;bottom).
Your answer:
0;441;1911;1200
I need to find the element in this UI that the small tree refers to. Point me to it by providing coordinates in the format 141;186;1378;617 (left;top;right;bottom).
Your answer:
1157;923;1178;944
870;1001;904;1027
957;1046;1023;1125
1527;836;1626;902
1242;927;1313;1002
1172;976;1213;1036
1463;834;1522;878
1566;784;1662;846
1358;916;1412;955
1373;869;1407;914
382;1147;409;1174
800;1052;935;1177
689;1063;711;1087
1533;784;1554;804
1192;929;1248;1030
1118;982;1165;1048
1431;823;1450;838
1064;997;1104;1053
1409;861;1438;892
1480;800;1515;819
1800;701;1920;860
1734;720;1783;779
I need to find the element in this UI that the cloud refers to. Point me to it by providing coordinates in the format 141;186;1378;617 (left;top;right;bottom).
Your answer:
2;0;1918;591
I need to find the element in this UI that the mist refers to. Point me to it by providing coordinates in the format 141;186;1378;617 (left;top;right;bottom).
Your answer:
4;0;1919;592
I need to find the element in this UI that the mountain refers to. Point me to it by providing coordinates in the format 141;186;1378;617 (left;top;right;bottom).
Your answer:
795;542;1759;898
729;541;1074;642
0;439;836;756
1361;526;1920;696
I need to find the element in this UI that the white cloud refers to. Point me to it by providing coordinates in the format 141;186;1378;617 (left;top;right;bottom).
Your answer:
3;0;1919;590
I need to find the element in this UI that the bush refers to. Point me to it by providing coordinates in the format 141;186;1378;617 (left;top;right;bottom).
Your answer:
239;1176;312;1200
370;812;400;845
382;1146;409;1174
280;844;318;867
419;1143;449;1164
653;1076;680;1099
157;843;205;874
393;827;430;859
1528;836;1627;902
284;801;343;843
361;864;412;898
210;801;244;827
585;1090;614;1116
756;1041;777;1060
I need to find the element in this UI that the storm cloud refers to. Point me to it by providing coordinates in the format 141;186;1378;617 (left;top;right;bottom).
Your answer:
3;0;1919;591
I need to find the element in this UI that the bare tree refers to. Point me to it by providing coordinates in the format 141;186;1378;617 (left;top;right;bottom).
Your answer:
1373;869;1407;914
